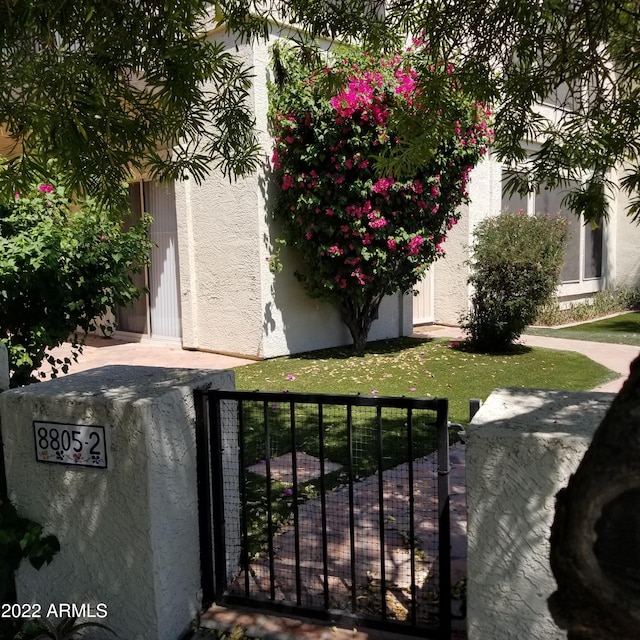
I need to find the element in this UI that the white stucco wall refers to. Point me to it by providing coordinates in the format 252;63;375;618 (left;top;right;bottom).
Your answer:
0;341;8;391
0;365;236;640
173;33;640;351
175;34;264;358
432;205;471;326
175;33;416;359
432;151;503;326
613;184;640;289
431;148;640;322
255;38;415;357
466;387;615;640
252;37;353;358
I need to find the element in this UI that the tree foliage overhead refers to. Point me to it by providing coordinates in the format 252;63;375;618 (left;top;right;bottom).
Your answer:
217;0;640;226
4;0;635;224
0;0;260;206
396;0;640;225
268;46;491;352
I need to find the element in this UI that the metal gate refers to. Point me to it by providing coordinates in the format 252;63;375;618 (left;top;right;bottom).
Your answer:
195;390;452;638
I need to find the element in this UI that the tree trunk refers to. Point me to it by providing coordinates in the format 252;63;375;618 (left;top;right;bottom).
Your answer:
549;353;640;638
340;297;383;355
344;314;375;355
351;327;370;354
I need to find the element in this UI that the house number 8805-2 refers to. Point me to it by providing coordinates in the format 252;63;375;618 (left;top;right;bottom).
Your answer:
33;421;107;469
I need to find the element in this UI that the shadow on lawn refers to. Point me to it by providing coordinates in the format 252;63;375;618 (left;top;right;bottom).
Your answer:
294;336;436;360
445;340;533;357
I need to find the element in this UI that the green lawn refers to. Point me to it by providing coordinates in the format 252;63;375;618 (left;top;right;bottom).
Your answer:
235;337;616;425
527;312;640;347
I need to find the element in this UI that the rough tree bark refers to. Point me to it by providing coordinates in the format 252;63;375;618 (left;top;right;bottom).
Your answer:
340;294;385;355
549;353;640;639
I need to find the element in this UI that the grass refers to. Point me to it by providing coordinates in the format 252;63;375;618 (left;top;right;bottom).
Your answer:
535;287;640;326
235;337;617;426
527;311;640;347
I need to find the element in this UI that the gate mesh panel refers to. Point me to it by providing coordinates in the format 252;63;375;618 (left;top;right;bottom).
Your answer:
213;395;445;628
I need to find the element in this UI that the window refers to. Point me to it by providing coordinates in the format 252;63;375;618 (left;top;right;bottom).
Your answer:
501;179;603;285
542;80;580;111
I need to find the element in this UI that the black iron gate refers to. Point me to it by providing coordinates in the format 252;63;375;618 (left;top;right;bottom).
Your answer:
195;390;452;638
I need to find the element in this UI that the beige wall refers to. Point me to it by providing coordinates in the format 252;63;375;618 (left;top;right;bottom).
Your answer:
613;183;640;289
0;125;21;159
432;152;503;325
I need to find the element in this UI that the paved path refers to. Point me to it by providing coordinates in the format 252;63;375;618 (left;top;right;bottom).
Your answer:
519;335;637;392
39;334;255;378
227;443;467;624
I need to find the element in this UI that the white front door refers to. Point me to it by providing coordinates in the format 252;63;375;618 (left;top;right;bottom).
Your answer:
413;268;434;325
117;181;182;342
145;182;182;341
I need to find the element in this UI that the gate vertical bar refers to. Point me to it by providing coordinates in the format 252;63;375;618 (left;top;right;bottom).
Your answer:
317;403;330;610
347;404;357;612
0;431;7;501
208;393;228;601
194;390;215;608
375;405;387;619
407;407;417;626
263;401;276;601
238;400;250;596
436;399;451;638
290;401;302;605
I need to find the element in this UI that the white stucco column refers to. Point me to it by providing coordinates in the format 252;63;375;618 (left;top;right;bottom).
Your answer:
466;387;615;640
0;365;237;640
0;341;8;391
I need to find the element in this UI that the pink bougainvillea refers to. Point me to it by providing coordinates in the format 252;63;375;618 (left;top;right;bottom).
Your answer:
268;45;492;352
406;235;425;255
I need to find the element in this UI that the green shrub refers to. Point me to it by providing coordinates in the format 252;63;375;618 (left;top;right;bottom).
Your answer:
462;212;567;350
0;501;59;603
536;286;640;325
0;177;152;386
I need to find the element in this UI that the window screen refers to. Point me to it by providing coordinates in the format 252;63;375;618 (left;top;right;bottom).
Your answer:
584;223;603;279
535;183;580;283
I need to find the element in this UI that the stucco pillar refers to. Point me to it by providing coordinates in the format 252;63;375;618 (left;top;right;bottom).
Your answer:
0;365;237;640
466;388;615;640
0;342;8;391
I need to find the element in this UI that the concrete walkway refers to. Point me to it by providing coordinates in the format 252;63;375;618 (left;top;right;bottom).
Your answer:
39;334;256;379
520;335;637;392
